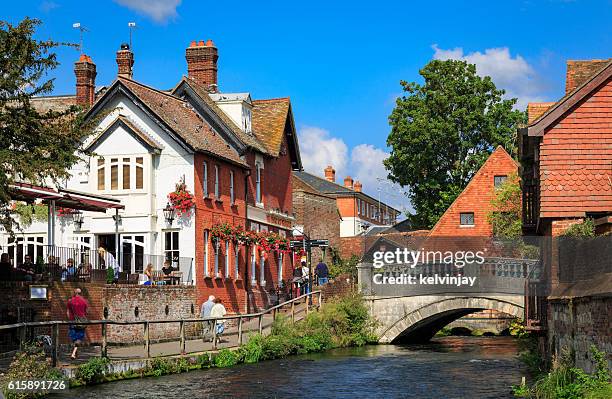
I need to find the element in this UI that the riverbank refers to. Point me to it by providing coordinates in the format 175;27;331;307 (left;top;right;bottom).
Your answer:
54;337;525;399
0;293;378;396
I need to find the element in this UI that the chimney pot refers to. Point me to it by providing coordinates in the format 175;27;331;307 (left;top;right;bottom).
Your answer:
74;54;96;107
116;44;134;79
354;181;362;192
190;40;197;47
198;40;205;47
343;176;354;189
324;165;336;182
185;39;219;91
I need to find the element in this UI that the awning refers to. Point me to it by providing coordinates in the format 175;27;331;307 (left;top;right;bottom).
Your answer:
9;183;124;213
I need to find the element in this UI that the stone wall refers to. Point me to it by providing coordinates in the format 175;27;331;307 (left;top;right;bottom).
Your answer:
548;296;612;373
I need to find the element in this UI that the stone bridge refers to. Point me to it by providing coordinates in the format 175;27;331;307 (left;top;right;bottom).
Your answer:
357;259;537;343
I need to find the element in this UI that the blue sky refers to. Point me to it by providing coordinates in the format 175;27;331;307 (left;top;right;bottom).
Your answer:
5;0;611;214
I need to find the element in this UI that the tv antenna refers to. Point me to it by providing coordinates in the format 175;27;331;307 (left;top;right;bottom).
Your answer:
72;22;88;54
128;22;137;50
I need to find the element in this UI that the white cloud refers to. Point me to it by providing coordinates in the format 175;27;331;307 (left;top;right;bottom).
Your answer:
114;0;181;23
298;126;349;179
432;45;546;110
298;126;411;217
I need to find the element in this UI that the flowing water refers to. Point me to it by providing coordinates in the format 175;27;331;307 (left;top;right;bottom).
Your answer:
53;336;525;399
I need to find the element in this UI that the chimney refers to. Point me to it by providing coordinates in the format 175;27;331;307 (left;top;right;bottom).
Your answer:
74;54;96;107
185;39;218;92
324;165;336;182
343;176;353;189
354;181;362;192
116;43;134;78
565;60;609;94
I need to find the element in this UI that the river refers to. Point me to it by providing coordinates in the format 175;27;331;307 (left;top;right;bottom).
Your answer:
54;336;525;399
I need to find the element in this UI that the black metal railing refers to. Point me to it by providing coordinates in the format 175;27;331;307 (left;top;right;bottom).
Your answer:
522;182;539;232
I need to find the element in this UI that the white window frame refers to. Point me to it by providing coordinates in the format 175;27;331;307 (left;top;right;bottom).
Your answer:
230;170;235;205
234;244;240;278
214;239;220;277
225;241;230;277
255;164;262;205
251;245;257;285
97;155;145;193
203;162;208;197
214;165;220;199
260;253;265;284
278;252;283;284
203;230;210;277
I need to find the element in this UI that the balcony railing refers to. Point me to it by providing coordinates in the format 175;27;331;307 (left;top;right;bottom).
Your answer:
4;245;193;285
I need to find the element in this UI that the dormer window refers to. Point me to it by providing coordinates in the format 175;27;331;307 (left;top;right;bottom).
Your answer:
242;107;252;134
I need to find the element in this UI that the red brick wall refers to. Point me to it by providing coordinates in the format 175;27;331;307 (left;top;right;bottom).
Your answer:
339;236;366;258
539;77;612;219
429;146;518;236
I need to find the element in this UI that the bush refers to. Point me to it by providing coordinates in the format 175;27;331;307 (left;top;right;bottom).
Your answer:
1;346;64;399
239;334;263;363
148;357;174;377
75;357;109;385
561;219;596;238
213;349;239;368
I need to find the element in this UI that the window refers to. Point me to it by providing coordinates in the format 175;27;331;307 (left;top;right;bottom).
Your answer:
135;157;144;189
122;158;131;189
214;239;220;276
230;170;235;204
164;231;180;264
225;241;230;277
361;201;365;216
202;162;208;197
460;212;475;226
203;230;209;277
234;245;239;278
278;252;283;283
255;164;262;204
357;199;361;215
251;245;257;284
214;165;220;199
260;253;265;284
110;158;118;190
97;158;105;190
494;175;508;188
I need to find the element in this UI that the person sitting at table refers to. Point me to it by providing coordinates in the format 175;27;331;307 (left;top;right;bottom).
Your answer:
161;260;174;284
77;262;92;282
62;258;77;281
0;253;13;281
16;255;35;282
144;263;154;286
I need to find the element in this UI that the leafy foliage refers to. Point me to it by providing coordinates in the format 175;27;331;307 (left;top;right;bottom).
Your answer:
213;349;239;368
488;173;522;238
0;18;96;234
75;356;109;384
561;219;596;238
385;59;525;228
329;247;359;280
0;345;64;399
11;202;48;227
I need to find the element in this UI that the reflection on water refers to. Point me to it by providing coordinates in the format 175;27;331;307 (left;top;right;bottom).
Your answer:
53;336;524;399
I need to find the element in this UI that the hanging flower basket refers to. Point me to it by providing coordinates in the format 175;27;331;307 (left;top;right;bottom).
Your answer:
211;222;234;242
167;181;195;217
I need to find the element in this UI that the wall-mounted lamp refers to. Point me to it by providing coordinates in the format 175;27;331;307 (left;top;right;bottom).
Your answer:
73;210;84;230
163;203;175;226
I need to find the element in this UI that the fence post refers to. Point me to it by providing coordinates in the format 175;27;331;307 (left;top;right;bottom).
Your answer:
258;314;263;334
19;324;26;350
291;301;295;323
212;320;218;350
52;323;59;367
238;317;243;345
318;291;322;310
180;320;185;354
305;294;310;315
101;322;108;358
144;322;150;358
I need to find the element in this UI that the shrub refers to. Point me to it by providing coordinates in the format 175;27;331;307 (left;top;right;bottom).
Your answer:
213;349;239;368
239;334;263;364
148;357;174;377
561;219;596;238
75;357;109;384
1;346;64;399
196;354;212;369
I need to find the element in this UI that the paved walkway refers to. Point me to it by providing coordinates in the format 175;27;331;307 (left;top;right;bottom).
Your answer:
54;303;310;366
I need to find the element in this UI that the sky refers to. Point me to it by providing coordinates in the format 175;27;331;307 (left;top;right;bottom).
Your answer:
5;0;611;215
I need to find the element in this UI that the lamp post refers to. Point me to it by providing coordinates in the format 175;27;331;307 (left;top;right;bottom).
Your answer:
163;203;175;226
73;210;84;230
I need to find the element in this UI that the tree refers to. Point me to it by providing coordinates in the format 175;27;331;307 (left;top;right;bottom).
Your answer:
385;59;525;229
487;173;522;238
0;18;94;233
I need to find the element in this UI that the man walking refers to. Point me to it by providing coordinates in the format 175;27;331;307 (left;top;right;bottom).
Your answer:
200;295;215;342
66;288;89;360
315;259;329;286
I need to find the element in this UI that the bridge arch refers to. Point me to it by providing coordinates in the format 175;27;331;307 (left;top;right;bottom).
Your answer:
375;296;523;343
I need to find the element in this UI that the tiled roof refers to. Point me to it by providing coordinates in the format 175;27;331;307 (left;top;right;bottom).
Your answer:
251;98;290;157
527;102;555;124
30;95;76;113
293;171;354;194
119;77;247;167
175;77;268;154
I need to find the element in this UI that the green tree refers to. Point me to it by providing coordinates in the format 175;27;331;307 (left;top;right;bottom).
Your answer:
385;59;525;228
0;18;94;233
487;173;522;238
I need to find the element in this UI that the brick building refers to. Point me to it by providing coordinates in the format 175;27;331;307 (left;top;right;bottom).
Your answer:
520;59;612;371
428;146;519;236
1;39;303;314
